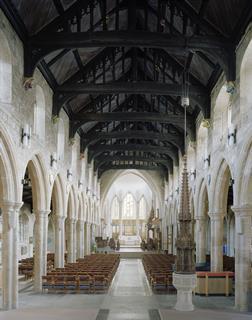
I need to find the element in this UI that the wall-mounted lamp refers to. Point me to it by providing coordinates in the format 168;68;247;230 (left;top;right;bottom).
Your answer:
50;152;57;169
21;177;31;187
78;180;83;189
86;187;92;196
228;125;237;146
21;124;31;147
175;187;179;195
67;169;73;182
204;154;211;169
229;178;235;186
190;169;196;181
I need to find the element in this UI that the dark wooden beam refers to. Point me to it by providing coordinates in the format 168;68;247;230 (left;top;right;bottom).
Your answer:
94;155;172;171
54;81;207;107
31;31;230;50
98;164;167;178
81;130;184;153
25;31;231;77
88;143;178;165
71;111;195;140
35;0;91;36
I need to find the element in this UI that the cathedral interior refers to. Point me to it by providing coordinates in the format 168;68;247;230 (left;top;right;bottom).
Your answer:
0;0;251;319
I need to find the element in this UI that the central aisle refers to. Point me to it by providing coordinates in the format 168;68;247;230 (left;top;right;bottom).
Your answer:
109;259;151;297
103;259;158;320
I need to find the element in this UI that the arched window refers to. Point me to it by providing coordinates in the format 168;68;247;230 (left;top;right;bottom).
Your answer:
122;193;135;219
0;30;12;103
57;118;65;161
111;196;119;219
139;196;147;219
34;85;45;140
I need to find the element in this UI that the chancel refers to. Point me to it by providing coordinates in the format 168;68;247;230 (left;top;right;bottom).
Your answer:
0;1;251;320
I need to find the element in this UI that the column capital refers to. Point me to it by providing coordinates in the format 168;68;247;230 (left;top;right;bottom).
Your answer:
1;200;23;211
1;201;21;229
232;204;252;217
69;217;77;224
208;211;225;220
195;216;207;222
55;215;66;222
34;209;51;217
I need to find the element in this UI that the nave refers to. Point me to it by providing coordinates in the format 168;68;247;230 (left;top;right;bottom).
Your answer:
1;258;251;320
0;0;252;318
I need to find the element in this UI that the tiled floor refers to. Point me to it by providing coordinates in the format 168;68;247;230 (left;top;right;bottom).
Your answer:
0;259;251;320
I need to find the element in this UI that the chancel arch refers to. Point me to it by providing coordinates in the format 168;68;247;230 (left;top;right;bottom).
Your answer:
104;171;154;245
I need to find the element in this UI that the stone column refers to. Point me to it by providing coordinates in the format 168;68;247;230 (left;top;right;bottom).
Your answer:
167;225;173;254
67;218;77;263
85;222;91;255
54;215;65;268
232;205;252;312
77;220;85;259
119;200;123;237
195;217;207;264
42;211;50;275
1;201;22;310
162;221;168;250
136;200;140;236
34;210;48;292
209;212;224;271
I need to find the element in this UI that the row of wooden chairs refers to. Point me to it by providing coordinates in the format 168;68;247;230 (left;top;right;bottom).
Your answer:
19;253;55;279
142;254;176;293
42;274;109;293
42;254;120;293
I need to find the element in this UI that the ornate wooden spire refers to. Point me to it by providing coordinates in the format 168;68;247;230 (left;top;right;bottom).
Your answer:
175;155;195;273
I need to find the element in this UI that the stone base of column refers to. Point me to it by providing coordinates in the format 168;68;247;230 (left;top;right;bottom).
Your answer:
172;272;197;312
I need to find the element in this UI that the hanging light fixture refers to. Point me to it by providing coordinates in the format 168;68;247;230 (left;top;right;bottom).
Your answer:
172;69;196;312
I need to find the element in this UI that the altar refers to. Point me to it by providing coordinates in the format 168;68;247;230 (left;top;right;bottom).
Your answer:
119;235;141;246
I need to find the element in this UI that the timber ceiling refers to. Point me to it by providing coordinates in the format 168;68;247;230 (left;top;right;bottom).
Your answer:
1;0;252;178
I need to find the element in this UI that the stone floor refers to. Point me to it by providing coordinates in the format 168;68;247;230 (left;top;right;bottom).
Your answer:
0;259;251;320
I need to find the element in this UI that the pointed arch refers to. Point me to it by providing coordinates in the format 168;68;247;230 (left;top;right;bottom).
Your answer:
210;158;234;212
